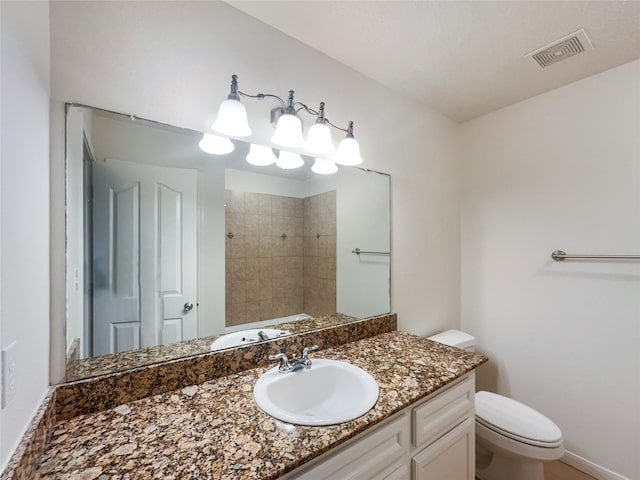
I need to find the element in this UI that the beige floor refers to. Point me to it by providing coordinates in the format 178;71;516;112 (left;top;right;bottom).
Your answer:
476;461;596;480
544;460;597;480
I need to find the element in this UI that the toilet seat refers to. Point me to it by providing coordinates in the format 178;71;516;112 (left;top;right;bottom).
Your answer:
475;391;563;448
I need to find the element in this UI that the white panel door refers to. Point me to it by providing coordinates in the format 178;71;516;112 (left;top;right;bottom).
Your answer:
92;159;198;356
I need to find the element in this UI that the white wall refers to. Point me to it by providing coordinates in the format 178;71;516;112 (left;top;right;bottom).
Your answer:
306;169;391;318
0;0;51;471
225;168;309;198
461;60;640;479
49;1;461;376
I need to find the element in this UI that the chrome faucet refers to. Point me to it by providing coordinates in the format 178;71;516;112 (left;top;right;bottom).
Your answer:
257;330;269;341
269;345;319;373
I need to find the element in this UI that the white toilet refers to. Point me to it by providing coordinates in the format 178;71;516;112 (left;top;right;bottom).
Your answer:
428;330;564;480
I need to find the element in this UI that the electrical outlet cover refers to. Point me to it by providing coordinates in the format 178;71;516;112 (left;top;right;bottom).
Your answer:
2;341;17;408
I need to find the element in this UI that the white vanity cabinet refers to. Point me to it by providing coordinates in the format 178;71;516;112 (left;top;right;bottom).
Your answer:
282;373;475;480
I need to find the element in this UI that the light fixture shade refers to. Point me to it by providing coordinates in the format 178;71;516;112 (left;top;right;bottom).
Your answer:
311;157;338;175
246;144;276;166
303;122;335;155
334;137;363;166
270;113;304;148
211;98;252;137
276;151;304;169
199;133;234;155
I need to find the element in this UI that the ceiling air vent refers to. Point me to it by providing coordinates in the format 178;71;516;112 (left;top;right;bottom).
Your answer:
526;29;593;68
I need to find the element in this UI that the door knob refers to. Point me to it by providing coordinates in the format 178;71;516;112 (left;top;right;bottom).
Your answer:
184;302;194;312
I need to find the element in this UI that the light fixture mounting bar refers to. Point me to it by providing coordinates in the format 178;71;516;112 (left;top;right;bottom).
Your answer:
237;91;286;108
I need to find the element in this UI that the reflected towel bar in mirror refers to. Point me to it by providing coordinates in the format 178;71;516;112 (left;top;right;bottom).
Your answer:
551;250;640;261
352;248;391;256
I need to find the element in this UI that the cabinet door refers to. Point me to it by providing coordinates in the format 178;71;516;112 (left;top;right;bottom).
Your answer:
413;375;474;449
290;413;411;480
412;417;475;480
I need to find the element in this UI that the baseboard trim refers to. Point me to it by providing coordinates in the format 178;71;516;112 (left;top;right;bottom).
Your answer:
562;451;629;480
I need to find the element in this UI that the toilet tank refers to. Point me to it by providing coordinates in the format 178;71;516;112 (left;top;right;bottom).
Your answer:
427;329;476;351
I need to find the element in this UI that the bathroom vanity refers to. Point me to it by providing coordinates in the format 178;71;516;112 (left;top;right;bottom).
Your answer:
281;373;475;479
33;330;484;479
3;317;486;480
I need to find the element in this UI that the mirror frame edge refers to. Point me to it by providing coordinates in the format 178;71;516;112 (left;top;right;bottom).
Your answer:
51;100;69;385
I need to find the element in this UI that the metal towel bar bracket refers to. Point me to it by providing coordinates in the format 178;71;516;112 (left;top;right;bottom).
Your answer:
551;250;640;261
352;248;390;256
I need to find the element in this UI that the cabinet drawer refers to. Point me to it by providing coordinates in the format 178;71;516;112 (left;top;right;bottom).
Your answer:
291;413;411;480
412;417;475;480
412;375;474;449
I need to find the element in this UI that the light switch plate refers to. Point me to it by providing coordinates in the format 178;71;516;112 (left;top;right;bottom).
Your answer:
2;341;17;408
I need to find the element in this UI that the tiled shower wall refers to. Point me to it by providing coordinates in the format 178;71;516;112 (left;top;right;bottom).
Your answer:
225;190;336;326
303;191;337;317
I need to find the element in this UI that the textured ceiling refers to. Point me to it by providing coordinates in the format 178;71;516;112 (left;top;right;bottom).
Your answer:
228;1;640;122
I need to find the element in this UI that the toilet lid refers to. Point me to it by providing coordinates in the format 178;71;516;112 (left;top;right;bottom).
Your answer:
475;391;562;447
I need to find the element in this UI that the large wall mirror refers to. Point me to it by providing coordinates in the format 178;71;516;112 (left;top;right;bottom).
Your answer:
65;105;391;381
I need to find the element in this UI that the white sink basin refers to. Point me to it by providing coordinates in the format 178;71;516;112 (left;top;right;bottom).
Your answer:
210;328;291;351
253;359;379;426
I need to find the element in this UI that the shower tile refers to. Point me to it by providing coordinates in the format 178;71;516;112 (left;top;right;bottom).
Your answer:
228;190;245;214
245;236;260;258
258;279;272;301
282;216;296;235
245;302;260;320
229;303;248;325
230;236;246;258
259;258;273;280
245;214;260;236
245;279;261;302
272;298;287;317
272;282;287;299
245;258;260;278
280;197;291;217
226;212;245;237
259;236;273;257
230;283;247;304
258;194;272;215
244;192;260;214
230;258;246;281
259;300;273;320
271;216;285;236
271;196;285;216
292;237;303;257
272;237;286;257
272;257;286;278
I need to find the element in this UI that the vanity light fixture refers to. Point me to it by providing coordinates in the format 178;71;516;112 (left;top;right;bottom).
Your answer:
201;74;363;171
246;143;277;166
275;150;304;170
334;121;363;166
311;157;339;175
210;75;252;137
270;90;305;149
198;133;235;155
303;102;335;155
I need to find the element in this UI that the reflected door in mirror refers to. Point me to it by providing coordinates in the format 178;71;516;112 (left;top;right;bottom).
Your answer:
92;159;198;355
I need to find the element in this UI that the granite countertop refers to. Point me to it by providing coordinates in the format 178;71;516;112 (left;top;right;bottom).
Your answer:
67;313;357;381
37;331;487;480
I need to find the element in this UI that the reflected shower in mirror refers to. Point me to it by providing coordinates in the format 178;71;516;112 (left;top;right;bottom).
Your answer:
65;105;391;381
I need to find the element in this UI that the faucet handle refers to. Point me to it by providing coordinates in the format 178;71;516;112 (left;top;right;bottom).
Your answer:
302;344;319;359
269;351;289;362
268;352;291;372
